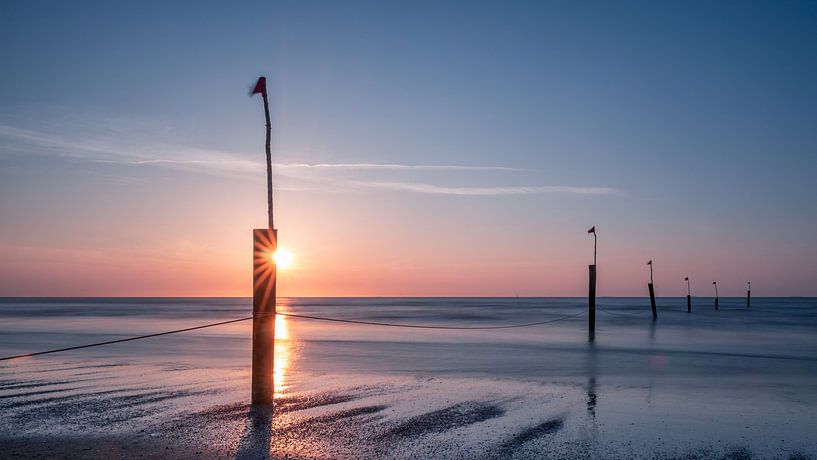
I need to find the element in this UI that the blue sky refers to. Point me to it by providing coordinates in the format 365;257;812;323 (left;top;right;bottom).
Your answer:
1;1;816;296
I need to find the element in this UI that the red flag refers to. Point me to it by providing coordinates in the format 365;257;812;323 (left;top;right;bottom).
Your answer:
587;226;595;234
251;77;267;97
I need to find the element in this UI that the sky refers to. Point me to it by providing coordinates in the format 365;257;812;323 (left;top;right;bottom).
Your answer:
1;1;816;297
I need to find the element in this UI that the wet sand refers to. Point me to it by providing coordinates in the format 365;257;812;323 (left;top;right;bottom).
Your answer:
2;360;815;459
2;298;816;458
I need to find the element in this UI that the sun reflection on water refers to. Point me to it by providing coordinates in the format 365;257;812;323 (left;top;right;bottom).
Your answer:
273;309;291;396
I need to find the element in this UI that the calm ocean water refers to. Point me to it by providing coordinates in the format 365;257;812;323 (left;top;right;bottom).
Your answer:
2;297;816;458
2;297;816;375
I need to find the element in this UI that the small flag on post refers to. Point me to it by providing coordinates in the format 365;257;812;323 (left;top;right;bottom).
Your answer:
251;77;267;97
587;226;595;234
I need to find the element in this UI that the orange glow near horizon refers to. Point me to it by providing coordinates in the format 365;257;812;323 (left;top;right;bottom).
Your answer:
0;213;801;297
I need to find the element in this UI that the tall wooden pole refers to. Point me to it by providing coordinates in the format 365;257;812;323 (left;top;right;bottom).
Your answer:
251;76;277;405
713;281;719;310
262;95;274;230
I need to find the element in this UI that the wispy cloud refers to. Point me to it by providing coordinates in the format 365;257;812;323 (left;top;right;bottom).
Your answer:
0;124;514;175
0;123;619;197
0;124;263;174
277;163;517;171
350;181;618;196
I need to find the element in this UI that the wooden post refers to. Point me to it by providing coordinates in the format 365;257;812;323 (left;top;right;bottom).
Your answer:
252;228;277;405
647;260;656;320
587;226;597;341
250;76;277;405
588;264;596;342
747;282;751;308
713;281;719;310
685;277;691;313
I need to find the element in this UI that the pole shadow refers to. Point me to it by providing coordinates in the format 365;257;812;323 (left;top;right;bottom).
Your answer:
235;404;274;459
576;340;599;460
586;342;598;420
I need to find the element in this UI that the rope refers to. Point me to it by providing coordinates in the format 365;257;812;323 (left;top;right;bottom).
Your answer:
0;310;586;362
597;307;648;317
277;310;585;330
0;316;254;362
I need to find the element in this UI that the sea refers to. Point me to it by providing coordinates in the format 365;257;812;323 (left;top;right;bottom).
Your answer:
1;297;816;459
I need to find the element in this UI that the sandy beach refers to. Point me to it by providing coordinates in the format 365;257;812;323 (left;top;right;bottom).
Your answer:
1;298;816;459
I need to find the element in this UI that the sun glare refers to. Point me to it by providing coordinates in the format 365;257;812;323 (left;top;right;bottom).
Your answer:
272;248;294;269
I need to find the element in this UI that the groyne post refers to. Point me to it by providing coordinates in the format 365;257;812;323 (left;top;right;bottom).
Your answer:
588;264;596;341
587;226;597;342
252;229;277;405
747;282;751;308
685;277;691;313
647;260;657;320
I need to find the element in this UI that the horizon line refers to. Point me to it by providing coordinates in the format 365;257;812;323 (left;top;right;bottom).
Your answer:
0;295;807;299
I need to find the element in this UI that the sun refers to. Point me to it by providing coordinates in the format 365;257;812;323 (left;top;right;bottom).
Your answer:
271;248;294;269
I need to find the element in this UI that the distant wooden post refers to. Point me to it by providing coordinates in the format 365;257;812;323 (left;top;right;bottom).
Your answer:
587;226;597;341
685;277;691;313
588;264;596;341
647;260;657;320
747;281;751;308
250;76;277;405
713;281;719;310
